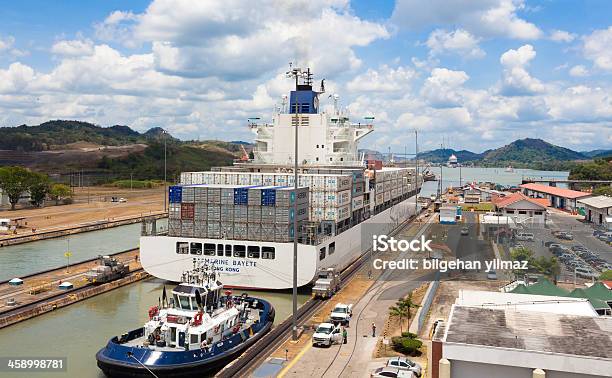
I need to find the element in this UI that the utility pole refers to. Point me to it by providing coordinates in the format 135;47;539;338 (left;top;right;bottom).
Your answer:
415;130;418;212
286;64;302;341
163;130;167;212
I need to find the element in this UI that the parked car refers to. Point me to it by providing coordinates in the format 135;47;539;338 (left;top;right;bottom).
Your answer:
371;367;416;378
487;270;498;280
515;232;535;241
548;243;562;251
575;267;598;279
460;227;469;236
556;232;574;240
386;357;422;377
312;323;342;347
571;245;588;252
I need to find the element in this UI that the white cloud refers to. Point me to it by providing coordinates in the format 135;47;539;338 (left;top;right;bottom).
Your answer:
0;35;27;58
499;44;544;95
346;65;416;93
420;68;469;107
549;29;575;43
583;26;612;71
125;0;389;79
94;10;139;47
51;39;94;56
426;29;485;58
392;0;542;40
569;65;588;77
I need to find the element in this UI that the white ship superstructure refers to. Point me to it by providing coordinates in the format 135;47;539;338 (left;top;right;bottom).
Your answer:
140;67;421;290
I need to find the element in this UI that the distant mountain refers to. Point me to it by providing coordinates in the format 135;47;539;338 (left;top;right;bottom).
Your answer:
581;149;612;158
417;148;483;164
415;138;592;169
0;120;176;151
480;138;587;164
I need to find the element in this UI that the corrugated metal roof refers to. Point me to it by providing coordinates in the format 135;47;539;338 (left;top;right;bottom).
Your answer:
519;183;591;199
578;195;612;209
445;306;612;358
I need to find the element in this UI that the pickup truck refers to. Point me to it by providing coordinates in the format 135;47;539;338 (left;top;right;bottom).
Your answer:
312;268;340;299
312;323;342;347
330;303;353;325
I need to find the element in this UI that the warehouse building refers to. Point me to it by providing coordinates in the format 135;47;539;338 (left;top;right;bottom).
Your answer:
520;183;591;212
432;302;612;378
492;192;549;225
578;195;612;230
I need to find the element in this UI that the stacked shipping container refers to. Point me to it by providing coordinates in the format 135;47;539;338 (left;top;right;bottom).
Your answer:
168;184;309;243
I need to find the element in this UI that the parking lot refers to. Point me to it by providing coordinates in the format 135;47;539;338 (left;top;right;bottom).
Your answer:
509;210;612;282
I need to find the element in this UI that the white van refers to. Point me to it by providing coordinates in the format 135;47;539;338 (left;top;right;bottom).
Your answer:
515;232;535;241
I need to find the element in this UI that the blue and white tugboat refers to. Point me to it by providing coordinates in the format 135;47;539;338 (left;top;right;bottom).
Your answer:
96;261;275;377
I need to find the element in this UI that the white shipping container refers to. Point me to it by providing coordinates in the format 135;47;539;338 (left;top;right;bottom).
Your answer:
238;174;251;185
213;173;223;185
384;191;391;202
383;181;391;192
311;191;326;207
251;174;263;186
274;174;289;186
310;207;325;222
375;182;384;193
311;176;326;191
298;175;312;188
324;175;351;192
181;172;193;185
352;195;364;210
391;188;398;198
225;173;238;185
376;193;384;204
338;190;351;206
262;174;275;186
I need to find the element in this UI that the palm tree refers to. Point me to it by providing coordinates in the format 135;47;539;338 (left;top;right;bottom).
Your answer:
389;294;420;333
402;293;420;327
389;301;409;334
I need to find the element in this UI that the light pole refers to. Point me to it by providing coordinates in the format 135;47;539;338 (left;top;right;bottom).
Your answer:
286;64;303;341
415;130;418;213
163;130;167;212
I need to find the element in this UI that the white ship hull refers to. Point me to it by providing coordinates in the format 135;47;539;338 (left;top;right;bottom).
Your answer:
140;195;418;290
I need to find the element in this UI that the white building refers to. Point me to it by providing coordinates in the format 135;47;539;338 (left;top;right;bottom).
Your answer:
492;192;548;225
578;195;612;230
440;206;458;224
432;305;612;378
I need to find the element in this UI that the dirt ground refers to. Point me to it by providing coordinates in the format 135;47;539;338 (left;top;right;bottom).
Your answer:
0;186;165;239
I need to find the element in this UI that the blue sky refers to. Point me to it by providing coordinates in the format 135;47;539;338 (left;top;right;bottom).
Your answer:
0;0;610;152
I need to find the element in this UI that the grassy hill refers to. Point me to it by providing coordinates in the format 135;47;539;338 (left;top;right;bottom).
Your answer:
0;120;175;151
98;141;237;180
481;138;586;165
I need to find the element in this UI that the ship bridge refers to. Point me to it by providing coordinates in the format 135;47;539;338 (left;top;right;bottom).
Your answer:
249;66;373;167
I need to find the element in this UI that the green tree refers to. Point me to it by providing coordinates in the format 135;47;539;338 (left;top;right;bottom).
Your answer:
600;270;612;280
389;293;420;333
510;246;534;262
0;166;33;210
531;256;561;283
593;186;612;196
29;173;50;207
49;183;72;205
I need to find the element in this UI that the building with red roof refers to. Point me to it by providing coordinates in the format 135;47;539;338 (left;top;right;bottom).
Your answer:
519;183;591;212
492;192;548;225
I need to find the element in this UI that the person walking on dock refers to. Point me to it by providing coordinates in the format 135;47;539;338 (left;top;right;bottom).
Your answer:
371;322;376;337
342;327;347;344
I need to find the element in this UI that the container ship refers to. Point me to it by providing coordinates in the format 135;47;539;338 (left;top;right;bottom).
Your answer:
140;66;421;290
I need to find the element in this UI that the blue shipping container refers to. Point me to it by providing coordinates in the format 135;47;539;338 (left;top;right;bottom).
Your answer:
169;186;183;203
261;189;276;206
